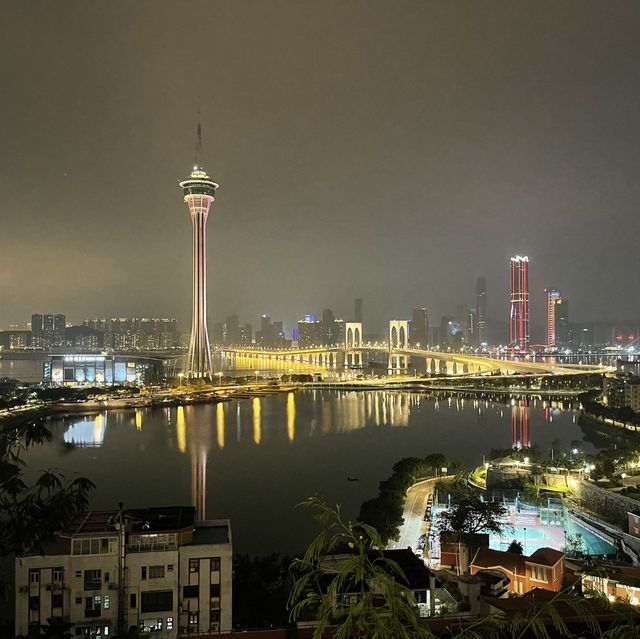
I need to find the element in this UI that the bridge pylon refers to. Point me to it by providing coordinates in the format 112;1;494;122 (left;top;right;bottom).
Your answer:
388;320;410;374
344;322;363;369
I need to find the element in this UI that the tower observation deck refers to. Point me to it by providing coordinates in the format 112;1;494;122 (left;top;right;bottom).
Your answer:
180;165;219;378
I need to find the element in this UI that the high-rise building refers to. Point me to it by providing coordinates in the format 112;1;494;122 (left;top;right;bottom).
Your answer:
354;298;363;323
31;313;66;349
509;256;530;351
555;298;570;348
410;308;429;348
179;127;218;378
544;288;562;347
476;277;487;347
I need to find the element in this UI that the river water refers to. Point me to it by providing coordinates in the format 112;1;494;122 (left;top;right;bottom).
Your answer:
21;389;599;555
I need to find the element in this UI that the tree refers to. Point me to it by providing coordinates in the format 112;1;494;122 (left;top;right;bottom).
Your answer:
562;533;586;559
507;540;524;555
0;419;94;557
436;495;508;574
289;496;434;639
41;617;73;639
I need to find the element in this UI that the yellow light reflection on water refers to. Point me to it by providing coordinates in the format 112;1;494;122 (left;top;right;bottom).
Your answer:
287;392;295;442
216;402;225;449
176;406;186;453
94;413;105;442
135;409;143;431
253;397;261;445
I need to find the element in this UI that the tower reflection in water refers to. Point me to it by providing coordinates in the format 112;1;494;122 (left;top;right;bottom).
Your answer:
511;398;530;449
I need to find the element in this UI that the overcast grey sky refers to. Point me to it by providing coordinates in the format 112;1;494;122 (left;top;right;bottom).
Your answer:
1;1;639;339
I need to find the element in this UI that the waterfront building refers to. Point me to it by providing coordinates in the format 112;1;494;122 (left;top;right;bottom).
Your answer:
297;316;323;348
410;308;429;348
555;299;570;348
31;313;66;349
87;318;178;351
0;330;31;350
603;374;640;412
14;506;232;637
545;288;561;347
476;277;487;347
509;256;530;351
65;326;104;350
44;354;164;386
179;127;218;378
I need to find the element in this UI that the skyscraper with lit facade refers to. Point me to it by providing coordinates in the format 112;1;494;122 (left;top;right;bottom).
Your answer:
180;148;218;378
509;256;529;351
545;288;561;347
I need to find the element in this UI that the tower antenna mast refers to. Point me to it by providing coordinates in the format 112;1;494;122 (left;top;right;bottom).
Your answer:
195;110;203;168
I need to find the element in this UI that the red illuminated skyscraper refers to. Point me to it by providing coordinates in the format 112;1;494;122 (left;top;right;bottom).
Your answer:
509;256;529;351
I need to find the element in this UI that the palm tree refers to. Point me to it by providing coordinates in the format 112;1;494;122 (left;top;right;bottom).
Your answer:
288;495;435;639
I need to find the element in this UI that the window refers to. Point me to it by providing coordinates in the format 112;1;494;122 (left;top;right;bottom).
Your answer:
53;567;63;583
72;537;112;556
183;585;198;598
210;610;220;622
84;569;101;591
210;583;220;598
530;564;549;583
104;572;109;582
29;596;40;611
140;590;173;613
52;593;63;609
167;564;174;572
29;569;40;584
130;593;137;609
103;595;110;610
189;559;199;573
188;612;199;627
167;617;173;631
76;571;82;578
141;566;147;580
210;557;220;572
76;597;82;605
148;565;165;579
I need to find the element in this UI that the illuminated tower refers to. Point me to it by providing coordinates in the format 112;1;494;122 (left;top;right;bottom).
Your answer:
545;288;561;347
509;256;530;351
179;124;218;378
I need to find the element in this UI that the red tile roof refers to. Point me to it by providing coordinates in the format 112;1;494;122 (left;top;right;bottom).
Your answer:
527;547;564;567
470;547;525;574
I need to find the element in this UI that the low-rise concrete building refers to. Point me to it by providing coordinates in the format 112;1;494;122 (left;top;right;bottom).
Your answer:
15;506;232;638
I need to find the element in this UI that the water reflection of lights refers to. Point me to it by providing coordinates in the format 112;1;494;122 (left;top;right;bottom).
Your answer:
64;413;106;447
253;397;261;445
176;406;186;453
216;403;225;449
135;409;143;431
287;392;295;442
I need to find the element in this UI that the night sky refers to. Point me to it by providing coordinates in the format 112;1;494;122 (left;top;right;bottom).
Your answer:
2;1;640;340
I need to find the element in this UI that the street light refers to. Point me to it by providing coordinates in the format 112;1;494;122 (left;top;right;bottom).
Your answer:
255;370;260;385
177;373;184;389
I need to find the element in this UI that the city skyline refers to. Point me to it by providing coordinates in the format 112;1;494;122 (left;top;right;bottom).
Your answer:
1;2;640;336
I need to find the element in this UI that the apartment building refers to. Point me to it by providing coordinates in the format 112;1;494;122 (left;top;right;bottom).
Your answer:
15;506;231;638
